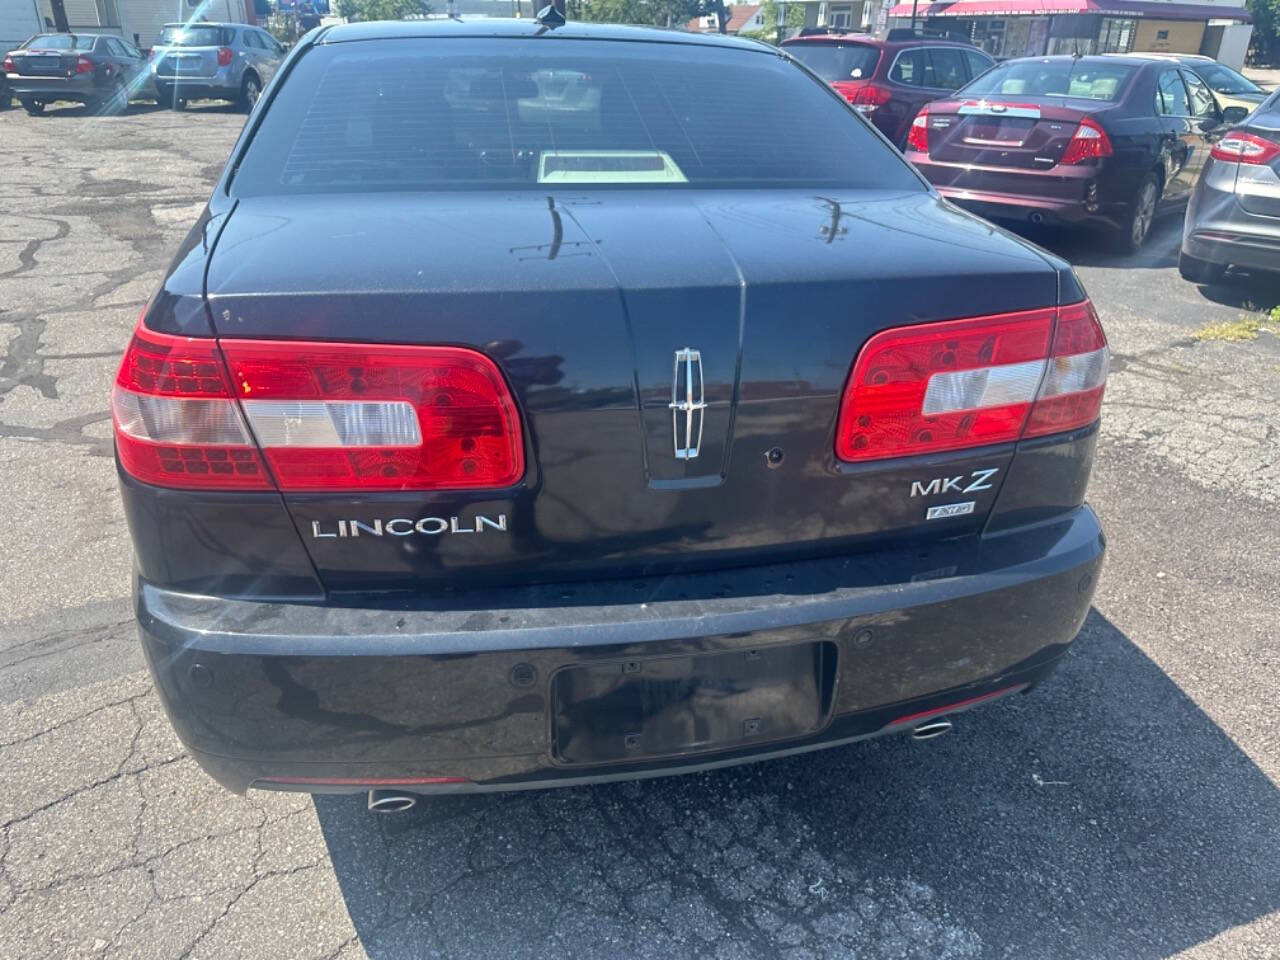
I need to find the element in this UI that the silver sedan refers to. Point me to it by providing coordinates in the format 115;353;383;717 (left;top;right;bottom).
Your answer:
1180;89;1280;285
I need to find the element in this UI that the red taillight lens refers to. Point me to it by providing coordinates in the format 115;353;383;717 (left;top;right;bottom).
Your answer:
3;55;14;73
75;54;94;74
1211;131;1280;165
906;108;929;153
220;339;524;491
112;326;271;489
834;81;893;112
216;46;233;66
835;300;1108;462
1060;117;1113;165
113;327;525;493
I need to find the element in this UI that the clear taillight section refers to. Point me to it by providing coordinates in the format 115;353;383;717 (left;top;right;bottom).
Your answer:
113;325;524;492
836;300;1108;463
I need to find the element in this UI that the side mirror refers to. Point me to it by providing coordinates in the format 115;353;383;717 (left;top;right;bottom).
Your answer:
1221;106;1249;126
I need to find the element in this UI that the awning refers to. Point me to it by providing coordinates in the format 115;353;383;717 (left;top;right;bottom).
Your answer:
887;0;1251;21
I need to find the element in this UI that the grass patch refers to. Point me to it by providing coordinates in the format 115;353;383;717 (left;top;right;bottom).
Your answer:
1194;306;1280;342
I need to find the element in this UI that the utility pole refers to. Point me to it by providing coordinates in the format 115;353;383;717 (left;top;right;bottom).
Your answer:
50;0;69;32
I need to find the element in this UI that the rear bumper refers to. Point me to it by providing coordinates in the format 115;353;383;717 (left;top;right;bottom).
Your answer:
7;76;99;101
909;155;1125;228
138;506;1105;795
152;67;239;98
1183;175;1280;274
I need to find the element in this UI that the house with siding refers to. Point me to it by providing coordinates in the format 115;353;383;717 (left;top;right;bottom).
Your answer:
36;0;253;49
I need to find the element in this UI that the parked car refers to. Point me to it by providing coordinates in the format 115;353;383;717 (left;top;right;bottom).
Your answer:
782;31;995;148
1122;53;1270;115
1180;87;1280;284
906;55;1241;251
113;19;1107;806
3;32;149;115
150;21;285;111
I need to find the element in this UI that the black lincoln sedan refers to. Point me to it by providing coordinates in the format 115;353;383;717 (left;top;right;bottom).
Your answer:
115;19;1107;810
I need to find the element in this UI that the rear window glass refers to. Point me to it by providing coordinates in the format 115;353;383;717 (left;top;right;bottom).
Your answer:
960;59;1136;102
232;39;923;194
157;25;232;46
784;42;880;82
1192;62;1261;96
24;34;95;50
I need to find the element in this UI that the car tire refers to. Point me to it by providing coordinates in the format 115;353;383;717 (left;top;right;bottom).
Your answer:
1178;251;1227;286
240;73;261;113
1111;173;1160;253
21;99;45;116
104;76;129;115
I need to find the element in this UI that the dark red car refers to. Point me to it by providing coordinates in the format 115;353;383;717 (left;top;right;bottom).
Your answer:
906;55;1236;251
782;32;994;148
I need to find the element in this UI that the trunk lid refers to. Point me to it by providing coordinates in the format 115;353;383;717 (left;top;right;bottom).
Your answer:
925;98;1109;169
205;190;1059;590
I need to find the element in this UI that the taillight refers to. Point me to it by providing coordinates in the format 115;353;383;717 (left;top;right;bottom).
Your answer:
221;339;524;491
112;325;270;489
835;300;1108;462
75;54;94;75
1211;131;1280;165
1060;117;1113;165
2;55;14;73
112;324;525;493
906;108;929;153
216;46;233;66
834;81;892;113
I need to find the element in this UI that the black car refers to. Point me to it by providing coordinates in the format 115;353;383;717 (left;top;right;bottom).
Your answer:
907;55;1248;251
113;19;1107;808
4;32;150;115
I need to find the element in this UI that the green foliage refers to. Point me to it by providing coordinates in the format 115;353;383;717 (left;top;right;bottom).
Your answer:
568;0;720;29
1248;0;1280;64
740;0;803;43
334;0;432;22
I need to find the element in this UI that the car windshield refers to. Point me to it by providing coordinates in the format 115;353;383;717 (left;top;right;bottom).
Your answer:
157;25;231;46
959;59;1136;102
24;34;95;50
1192;62;1263;95
232;39;924;194
785;42;881;82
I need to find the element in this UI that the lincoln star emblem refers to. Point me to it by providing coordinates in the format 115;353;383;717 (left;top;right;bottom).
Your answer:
669;347;706;460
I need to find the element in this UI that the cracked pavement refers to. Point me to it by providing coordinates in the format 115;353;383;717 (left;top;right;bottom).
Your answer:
1;102;1278;960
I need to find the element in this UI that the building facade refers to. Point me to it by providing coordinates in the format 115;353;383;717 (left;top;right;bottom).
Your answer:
35;0;253;49
881;0;1252;69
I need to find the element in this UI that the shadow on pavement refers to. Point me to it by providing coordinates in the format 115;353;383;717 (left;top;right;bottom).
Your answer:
997;215;1182;271
315;610;1280;959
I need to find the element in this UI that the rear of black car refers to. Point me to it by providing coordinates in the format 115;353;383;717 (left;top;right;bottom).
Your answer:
116;23;1106;797
4;34;106;108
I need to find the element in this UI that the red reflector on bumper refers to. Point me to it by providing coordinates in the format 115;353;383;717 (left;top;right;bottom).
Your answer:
889;684;1026;728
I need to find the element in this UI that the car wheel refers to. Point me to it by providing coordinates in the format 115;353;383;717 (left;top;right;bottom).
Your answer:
104;76;129;115
172;95;187;111
240;73;261;112
21;99;45;116
1112;174;1159;253
1178;251;1227;286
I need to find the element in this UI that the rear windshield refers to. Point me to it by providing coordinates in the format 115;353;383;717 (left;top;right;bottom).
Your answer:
23;34;95;50
784;42;881;82
231;39;923;194
157;25;233;46
960;59;1136;102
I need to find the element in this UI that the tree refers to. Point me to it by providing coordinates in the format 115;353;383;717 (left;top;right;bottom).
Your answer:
1248;0;1279;65
740;0;804;43
334;0;432;22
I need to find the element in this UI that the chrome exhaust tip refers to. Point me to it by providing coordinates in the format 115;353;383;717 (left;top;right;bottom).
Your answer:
367;789;417;813
911;718;954;741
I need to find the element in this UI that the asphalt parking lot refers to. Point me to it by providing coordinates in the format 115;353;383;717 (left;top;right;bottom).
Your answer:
1;101;1279;960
